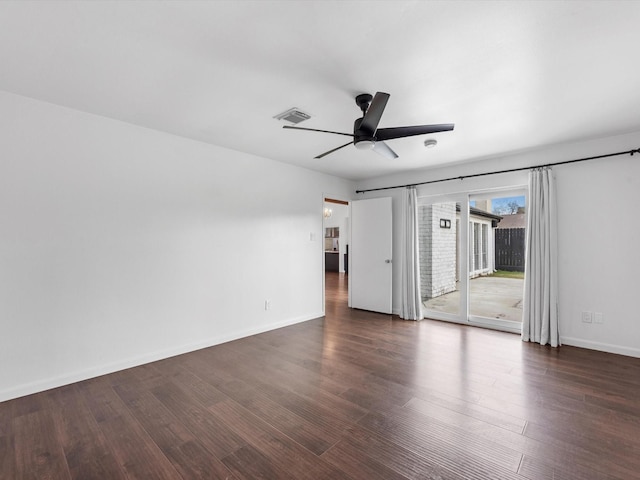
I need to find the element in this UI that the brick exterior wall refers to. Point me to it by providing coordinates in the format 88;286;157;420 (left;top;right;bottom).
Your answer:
419;203;457;301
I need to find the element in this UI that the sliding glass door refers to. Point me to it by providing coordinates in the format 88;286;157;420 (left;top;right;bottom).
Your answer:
419;188;526;333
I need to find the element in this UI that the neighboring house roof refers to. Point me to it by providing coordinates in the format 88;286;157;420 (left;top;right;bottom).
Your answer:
456;205;503;227
496;213;526;229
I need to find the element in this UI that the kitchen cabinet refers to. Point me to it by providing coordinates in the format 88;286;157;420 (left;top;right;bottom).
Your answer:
325;252;339;271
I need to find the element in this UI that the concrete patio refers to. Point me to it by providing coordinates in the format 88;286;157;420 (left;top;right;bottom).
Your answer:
423;275;524;322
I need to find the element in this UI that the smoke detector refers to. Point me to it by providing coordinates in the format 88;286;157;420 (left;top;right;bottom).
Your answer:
274;108;311;124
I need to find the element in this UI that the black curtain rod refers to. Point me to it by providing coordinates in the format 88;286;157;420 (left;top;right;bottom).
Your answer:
355;147;640;194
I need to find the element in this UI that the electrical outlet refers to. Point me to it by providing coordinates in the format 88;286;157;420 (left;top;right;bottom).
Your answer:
594;312;604;324
581;311;593;323
265;300;271;311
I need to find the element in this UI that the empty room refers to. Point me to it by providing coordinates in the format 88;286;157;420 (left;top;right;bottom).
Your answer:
1;1;639;479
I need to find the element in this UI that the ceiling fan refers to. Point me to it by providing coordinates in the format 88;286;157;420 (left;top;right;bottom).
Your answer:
283;92;454;159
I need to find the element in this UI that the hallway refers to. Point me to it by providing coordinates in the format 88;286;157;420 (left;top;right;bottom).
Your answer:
325;271;349;314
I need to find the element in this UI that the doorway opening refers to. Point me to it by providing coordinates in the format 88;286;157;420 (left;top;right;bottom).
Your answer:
323;197;349;313
419;188;527;333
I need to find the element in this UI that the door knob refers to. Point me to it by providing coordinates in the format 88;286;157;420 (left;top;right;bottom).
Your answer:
385;259;392;263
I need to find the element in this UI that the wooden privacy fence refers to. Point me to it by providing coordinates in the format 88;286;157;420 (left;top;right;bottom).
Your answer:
495;228;525;271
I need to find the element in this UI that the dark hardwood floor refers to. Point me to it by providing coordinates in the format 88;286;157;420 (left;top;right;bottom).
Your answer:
2;271;640;479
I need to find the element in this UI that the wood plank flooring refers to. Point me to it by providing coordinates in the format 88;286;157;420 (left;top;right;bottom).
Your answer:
2;271;640;479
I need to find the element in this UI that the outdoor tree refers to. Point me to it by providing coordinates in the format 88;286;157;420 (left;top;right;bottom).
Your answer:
493;200;521;215
507;201;520;214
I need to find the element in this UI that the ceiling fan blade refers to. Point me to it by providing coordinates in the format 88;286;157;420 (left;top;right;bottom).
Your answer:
373;141;398;160
283;125;353;137
315;141;353;159
375;123;455;141
360;92;390;134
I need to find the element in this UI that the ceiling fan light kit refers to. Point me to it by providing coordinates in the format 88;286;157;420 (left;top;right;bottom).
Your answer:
355;140;375;150
283;91;454;159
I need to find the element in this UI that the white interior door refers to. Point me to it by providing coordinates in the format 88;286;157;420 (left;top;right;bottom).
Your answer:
349;197;393;314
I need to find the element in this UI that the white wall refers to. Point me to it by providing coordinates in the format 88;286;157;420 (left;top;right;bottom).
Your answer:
356;130;640;358
0;91;354;401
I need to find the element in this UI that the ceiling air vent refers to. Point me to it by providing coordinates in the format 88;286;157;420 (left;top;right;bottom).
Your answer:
273;108;311;124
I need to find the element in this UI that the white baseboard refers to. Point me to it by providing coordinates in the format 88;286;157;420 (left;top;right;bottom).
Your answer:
0;312;322;403
561;336;640;358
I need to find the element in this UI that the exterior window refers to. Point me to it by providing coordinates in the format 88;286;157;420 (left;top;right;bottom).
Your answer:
469;221;474;272
469;221;490;275
474;222;481;272
481;224;488;270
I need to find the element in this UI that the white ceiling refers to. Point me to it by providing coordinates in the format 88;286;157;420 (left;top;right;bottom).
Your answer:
1;1;640;181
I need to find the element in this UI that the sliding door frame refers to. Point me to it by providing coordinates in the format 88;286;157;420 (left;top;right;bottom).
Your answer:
419;186;527;334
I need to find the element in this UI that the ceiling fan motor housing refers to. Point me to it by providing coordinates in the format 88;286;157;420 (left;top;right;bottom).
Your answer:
353;117;375;146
